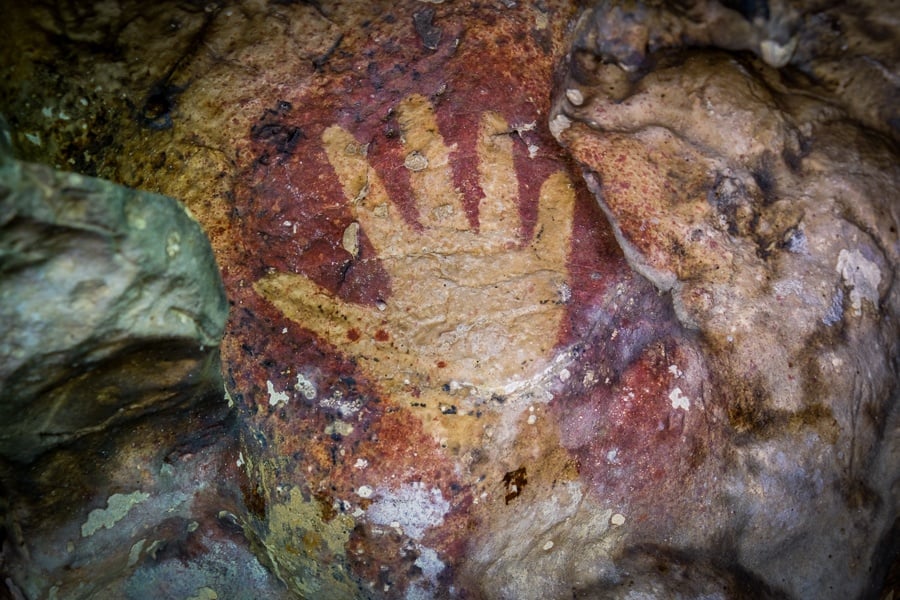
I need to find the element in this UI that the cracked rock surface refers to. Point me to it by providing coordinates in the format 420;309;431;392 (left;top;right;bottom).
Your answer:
0;1;898;599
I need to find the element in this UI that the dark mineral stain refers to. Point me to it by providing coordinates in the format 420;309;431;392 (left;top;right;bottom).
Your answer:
239;472;267;520
721;0;770;22
413;7;442;51
312;32;343;70
502;466;528;504
726;375;775;435
725;370;838;443
251;101;305;164
582;544;792;599
751;152;778;205
781;134;811;173
136;81;185;130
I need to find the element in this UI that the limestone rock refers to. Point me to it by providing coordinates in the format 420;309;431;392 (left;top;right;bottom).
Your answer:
563;0;899;141
551;2;900;598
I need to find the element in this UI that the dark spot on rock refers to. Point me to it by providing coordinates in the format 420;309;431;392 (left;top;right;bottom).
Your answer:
312;33;343;71
251;122;304;160
754;241;774;260
720;0;770;21
413;7;442;51
788;402;838;442
708;172;750;237
240;475;267;519
777;225;806;252
726;376;774;436
137;81;186;130
251;101;305;164
781;134;811;173
751;153;777;205
347;328;361;342
374;329;389;342
315;492;337;522
889;116;900;138
502;466;527;504
858;17;895;43
217;510;244;535
531;26;553;54
367;61;384;90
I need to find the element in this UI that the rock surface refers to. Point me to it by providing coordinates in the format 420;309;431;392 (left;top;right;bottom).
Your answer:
550;2;900;598
0;123;227;462
0;1;897;599
0;122;286;597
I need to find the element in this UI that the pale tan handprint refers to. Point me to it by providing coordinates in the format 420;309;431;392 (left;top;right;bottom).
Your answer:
255;94;574;414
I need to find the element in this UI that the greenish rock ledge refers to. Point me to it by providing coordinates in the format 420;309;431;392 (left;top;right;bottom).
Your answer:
0;125;227;462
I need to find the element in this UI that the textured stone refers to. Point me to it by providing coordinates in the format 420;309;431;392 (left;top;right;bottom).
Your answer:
0;123;286;598
0;1;897;599
550;2;900;598
562;0;899;142
0;133;227;462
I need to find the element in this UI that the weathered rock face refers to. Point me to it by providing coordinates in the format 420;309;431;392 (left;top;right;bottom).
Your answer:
0;1;898;599
550;2;900;598
0;124;286;597
0;127;227;462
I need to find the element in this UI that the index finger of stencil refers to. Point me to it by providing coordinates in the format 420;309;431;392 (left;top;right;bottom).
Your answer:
397;94;470;233
530;170;575;266
322;125;415;259
476;111;521;244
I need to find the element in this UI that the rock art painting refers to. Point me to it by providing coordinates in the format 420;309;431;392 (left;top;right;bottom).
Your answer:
255;94;576;414
0;1;897;599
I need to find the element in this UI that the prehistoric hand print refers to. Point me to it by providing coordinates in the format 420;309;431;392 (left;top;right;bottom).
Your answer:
255;94;575;407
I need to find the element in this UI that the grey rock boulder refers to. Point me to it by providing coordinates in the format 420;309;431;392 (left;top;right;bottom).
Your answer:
0;121;227;462
0;121;291;599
